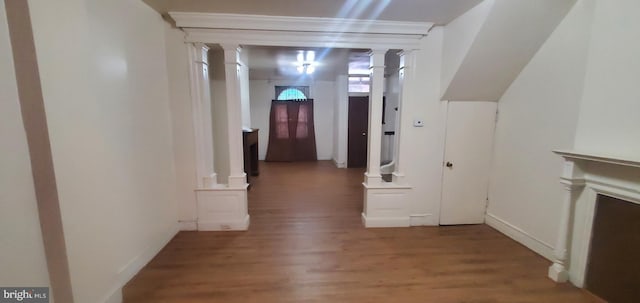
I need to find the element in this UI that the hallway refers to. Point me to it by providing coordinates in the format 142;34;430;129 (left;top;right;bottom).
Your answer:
123;162;595;302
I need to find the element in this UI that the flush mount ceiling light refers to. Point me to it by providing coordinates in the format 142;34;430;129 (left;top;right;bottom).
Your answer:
295;50;317;75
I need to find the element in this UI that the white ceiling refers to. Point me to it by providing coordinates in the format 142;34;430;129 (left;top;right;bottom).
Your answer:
143;0;484;25
245;46;401;81
246;46;350;81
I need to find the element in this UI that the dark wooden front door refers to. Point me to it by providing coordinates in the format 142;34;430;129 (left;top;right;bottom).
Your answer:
348;96;369;168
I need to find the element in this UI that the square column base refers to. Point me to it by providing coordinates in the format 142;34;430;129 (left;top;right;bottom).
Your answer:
364;172;383;186
196;187;249;231
548;263;569;282
228;173;248;188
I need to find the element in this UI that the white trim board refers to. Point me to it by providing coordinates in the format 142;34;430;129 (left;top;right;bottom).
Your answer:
362;213;411;228
169;12;433;35
183;28;425;50
485;213;554;261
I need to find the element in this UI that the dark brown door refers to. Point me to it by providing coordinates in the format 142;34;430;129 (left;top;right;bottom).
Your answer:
348;96;369;168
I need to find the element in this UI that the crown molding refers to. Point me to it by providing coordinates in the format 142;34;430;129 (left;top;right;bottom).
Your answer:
183;28;423;50
169;12;433;36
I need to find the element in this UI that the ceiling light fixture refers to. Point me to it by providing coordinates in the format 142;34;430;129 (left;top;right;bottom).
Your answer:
296;50;317;75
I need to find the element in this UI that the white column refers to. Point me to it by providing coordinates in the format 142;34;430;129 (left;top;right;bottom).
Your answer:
187;43;217;188
548;160;584;282
392;50;416;184
364;49;387;186
221;44;248;188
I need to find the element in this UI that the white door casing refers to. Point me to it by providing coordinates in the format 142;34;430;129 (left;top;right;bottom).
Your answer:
440;101;497;225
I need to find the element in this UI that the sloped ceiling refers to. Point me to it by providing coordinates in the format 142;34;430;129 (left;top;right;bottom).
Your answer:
441;0;577;101
142;0;483;25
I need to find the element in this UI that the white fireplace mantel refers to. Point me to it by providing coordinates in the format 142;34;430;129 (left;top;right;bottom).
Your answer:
554;149;640;168
549;149;640;287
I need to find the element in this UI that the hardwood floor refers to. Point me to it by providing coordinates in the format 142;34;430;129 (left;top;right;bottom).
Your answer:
123;161;595;303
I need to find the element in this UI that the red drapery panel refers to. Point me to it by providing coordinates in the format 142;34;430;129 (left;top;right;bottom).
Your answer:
265;99;317;162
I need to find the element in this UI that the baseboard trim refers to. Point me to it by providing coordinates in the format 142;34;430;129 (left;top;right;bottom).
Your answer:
485;213;554;261
409;214;434;226
362;213;410;228
198;214;250;231
99;223;179;303
179;220;197;231
332;158;346;168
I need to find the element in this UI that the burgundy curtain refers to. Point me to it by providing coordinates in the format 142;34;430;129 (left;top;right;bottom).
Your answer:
265;99;317;162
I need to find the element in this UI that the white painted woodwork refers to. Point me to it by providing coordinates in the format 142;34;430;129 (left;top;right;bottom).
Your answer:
170;13;433;35
221;45;249;188
171;12;439;229
362;184;412;228
363;49;387;186
187;43;217;188
183;28;424;50
391;50;417;184
440;101;497;225
550;150;640;286
196;189;250;231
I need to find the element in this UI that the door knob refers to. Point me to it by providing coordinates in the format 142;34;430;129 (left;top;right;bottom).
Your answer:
362;132;366;136
446;161;453;168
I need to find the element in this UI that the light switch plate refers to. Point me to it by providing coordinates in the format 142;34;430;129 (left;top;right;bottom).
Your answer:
413;119;424;127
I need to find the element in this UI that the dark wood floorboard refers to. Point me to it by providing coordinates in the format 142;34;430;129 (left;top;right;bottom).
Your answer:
123;161;595;302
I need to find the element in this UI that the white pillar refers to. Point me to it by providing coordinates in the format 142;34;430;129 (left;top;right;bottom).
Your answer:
548;160;584;282
392;50;416;184
221;44;248;188
364;49;387;186
187;43;217;188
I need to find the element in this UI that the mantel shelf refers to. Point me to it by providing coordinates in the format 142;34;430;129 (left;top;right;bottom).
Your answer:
553;149;640;168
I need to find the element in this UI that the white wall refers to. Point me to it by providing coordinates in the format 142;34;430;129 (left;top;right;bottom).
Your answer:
440;0;493;96
0;1;50;288
443;0;576;101
249;80;336;160
164;24;198;226
573;0;640;158
397;28;447;224
28;0;179;302
486;0;595;258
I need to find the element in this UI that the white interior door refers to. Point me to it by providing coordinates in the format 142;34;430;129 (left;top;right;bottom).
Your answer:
440;101;497;225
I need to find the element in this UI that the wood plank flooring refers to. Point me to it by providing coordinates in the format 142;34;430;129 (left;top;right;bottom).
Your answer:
123;161;596;303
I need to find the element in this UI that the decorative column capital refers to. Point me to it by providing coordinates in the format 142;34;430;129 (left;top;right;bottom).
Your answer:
220;44;242;65
368;49;387;69
398;49;416;70
191;43;209;65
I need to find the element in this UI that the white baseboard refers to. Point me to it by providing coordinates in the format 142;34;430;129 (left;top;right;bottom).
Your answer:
99;223;179;303
179;220;197;231
409;214;434;226
102;288;122;303
198;214;250;231
361;213;410;228
485;213;554;261
332;158;346;168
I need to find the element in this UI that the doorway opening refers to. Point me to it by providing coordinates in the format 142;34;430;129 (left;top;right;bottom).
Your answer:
206;45;401;228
